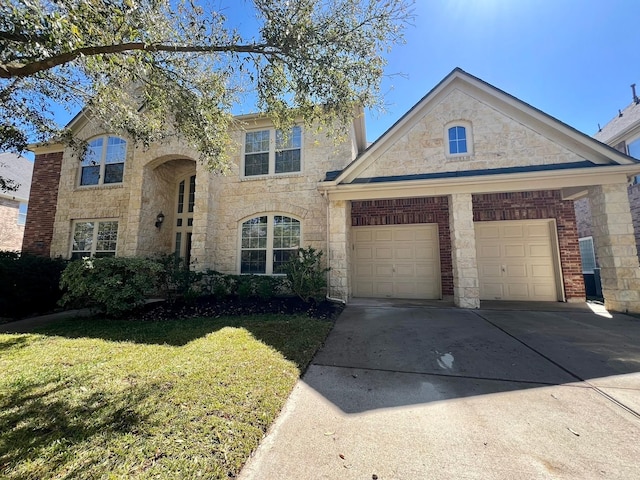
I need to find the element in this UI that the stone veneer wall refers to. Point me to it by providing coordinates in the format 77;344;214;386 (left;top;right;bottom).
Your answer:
573;197;593;240
0;197;24;251
23;151;63;256
472;190;584;300
350;197;453;296
627;183;640;259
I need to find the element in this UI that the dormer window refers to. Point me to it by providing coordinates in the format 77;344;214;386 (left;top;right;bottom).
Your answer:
80;136;127;186
445;122;473;157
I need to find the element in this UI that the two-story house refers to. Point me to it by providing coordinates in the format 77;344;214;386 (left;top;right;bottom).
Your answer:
0;153;33;251
23;69;640;313
574;86;640;297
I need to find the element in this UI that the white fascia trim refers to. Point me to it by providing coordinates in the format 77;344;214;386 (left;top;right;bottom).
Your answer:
319;165;640;201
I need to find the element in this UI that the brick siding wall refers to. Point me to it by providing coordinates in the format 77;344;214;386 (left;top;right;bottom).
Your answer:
350;197;453;296
472;190;585;300
22;151;63;256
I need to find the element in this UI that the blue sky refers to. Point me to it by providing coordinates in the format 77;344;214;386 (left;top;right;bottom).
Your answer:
49;0;640;145
362;0;640;142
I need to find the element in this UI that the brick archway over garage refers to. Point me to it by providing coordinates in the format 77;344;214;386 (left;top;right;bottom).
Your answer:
472;191;585;301
351;197;453;296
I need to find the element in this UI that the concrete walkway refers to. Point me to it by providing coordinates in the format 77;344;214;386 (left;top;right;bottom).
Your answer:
239;300;640;480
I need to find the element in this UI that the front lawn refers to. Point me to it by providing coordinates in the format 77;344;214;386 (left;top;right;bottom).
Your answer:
0;314;333;479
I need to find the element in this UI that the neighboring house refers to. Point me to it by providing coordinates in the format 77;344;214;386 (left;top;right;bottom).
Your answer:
0;153;33;251
23;69;640;313
574;87;640;296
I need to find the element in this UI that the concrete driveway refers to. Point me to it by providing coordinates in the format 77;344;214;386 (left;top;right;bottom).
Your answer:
239;300;640;480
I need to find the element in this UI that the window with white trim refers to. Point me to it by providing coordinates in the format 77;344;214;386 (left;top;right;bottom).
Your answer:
243;126;302;177
578;237;597;273
80;136;127;186
71;220;119;260
17;202;27;226
240;214;301;274
445;122;473;157
628;137;640;159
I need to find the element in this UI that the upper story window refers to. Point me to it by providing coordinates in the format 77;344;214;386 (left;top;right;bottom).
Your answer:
71;220;119;260
243;126;302;177
628;137;640;159
80;136;127;186
445;122;473;157
17;202;27;226
240;214;301;274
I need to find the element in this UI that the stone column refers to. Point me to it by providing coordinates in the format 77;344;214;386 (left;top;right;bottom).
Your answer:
588;183;640;313
328;199;351;301
449;193;480;308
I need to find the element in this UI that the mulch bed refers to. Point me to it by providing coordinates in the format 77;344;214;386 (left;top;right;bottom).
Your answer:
134;295;345;322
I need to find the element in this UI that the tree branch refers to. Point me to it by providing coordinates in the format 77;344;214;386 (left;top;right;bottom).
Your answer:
0;42;278;79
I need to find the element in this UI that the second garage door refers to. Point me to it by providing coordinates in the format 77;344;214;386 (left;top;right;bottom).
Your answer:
475;220;559;301
353;224;441;299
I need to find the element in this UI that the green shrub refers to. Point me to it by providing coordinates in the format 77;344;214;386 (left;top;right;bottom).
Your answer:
0;252;67;319
154;254;202;303
199;271;288;300
282;247;329;303
59;257;163;317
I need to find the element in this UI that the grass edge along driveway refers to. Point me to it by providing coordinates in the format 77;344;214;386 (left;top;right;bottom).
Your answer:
0;314;333;479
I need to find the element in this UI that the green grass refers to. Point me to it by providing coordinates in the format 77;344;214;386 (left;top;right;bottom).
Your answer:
0;314;333;479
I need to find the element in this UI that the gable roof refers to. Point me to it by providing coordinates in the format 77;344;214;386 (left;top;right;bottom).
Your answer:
327;68;639;185
0;153;34;202
594;100;640;145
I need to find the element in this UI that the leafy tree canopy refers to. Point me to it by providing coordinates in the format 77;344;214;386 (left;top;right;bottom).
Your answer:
0;0;412;175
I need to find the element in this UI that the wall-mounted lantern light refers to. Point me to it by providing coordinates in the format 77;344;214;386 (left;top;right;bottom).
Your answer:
155;211;165;229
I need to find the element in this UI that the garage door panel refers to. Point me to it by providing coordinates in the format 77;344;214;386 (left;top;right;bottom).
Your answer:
478;244;501;258
527;224;549;237
353;224;440;299
506;283;530;298
375;247;393;260
503;225;524;238
374;230;393;242
476;220;558;302
476;225;500;239
505;264;527;277
504;244;526;257
355;246;373;260
529;244;551;257
375;264;394;276
482;282;505;299
354;230;374;242
395;247;414;259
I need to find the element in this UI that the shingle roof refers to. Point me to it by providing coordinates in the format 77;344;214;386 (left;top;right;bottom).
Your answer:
0;153;34;200
594;101;640;144
333;161;600;184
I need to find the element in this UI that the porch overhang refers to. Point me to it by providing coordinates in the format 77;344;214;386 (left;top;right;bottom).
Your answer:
318;164;640;201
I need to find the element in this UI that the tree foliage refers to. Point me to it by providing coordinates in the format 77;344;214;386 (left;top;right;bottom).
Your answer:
1;0;412;174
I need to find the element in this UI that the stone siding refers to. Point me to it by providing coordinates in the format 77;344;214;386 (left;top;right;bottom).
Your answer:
23;152;63;256
0;198;24;251
574;197;593;239
359;89;584;180
473;190;585;300
628;183;640;259
46;118;354;270
350;197;453;296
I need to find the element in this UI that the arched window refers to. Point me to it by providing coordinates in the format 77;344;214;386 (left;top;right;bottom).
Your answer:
240;214;301;274
80;136;127;186
448;126;467;155
445;122;473;157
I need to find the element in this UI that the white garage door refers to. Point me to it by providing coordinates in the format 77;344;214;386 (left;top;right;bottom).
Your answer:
475;220;559;301
353;225;441;299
